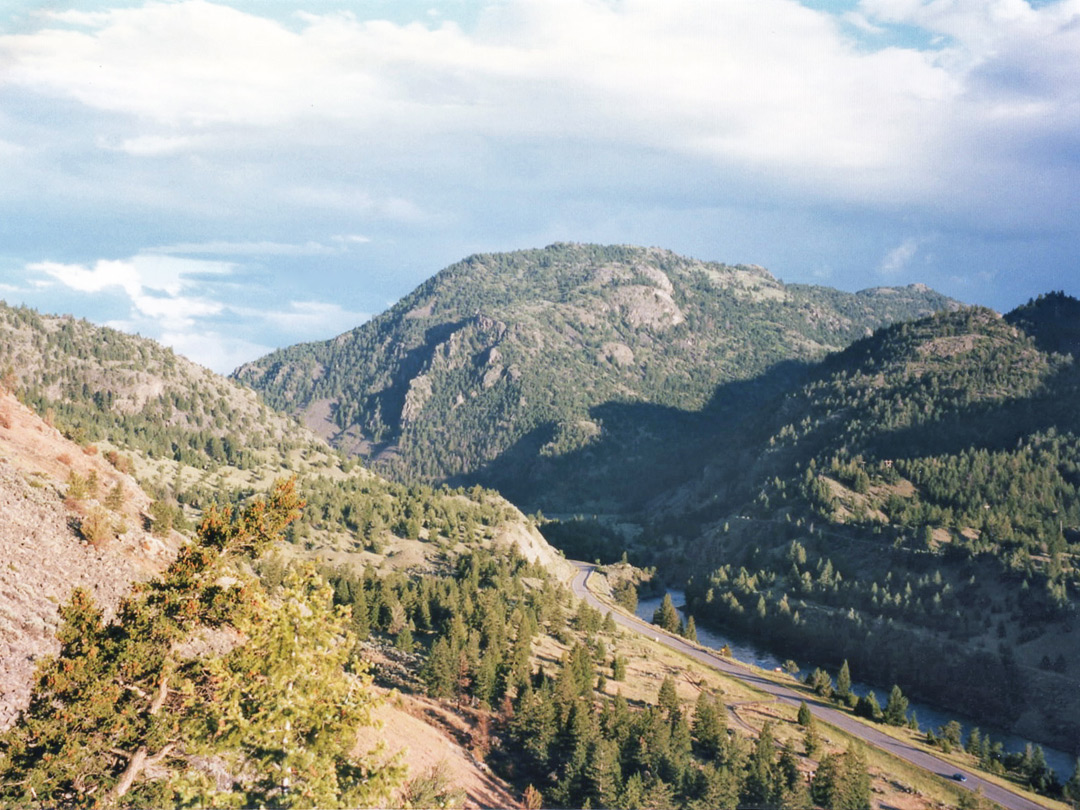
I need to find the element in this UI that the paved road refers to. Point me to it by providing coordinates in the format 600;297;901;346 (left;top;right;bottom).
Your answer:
570;562;1050;810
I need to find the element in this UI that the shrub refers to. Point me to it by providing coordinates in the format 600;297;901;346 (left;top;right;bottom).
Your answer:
105;450;132;474
66;471;88;500
80;506;113;548
104;482;126;512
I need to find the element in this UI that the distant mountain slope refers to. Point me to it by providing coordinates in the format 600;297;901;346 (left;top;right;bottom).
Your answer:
0;301;330;476
633;296;1080;750
235;243;958;510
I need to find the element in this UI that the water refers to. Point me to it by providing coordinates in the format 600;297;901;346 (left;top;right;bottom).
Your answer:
636;589;1076;778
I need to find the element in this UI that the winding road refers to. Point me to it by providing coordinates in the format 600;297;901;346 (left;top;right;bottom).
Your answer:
570;562;1050;810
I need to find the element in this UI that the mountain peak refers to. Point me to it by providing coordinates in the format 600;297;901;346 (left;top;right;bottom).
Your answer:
236;245;959;512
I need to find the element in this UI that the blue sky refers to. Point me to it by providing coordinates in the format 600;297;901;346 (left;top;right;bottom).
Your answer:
1;0;1078;373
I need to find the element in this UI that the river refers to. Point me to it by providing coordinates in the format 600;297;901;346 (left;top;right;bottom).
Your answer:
635;589;1076;779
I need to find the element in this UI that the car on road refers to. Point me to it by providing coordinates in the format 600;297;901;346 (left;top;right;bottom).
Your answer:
952;773;967;782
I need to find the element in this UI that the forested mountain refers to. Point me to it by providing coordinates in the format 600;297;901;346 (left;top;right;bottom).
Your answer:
0;311;942;810
0;301;331;476
621;294;1080;751
1;279;1076;805
235;243;958;511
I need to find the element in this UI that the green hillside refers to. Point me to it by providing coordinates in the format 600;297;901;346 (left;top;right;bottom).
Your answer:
235;243;958;511
0;301;329;474
626;296;1080;751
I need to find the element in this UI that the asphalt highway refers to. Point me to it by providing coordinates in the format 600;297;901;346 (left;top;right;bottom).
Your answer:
569;561;1050;810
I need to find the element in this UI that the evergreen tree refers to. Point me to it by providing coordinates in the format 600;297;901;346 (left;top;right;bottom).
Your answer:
657;675;680;718
583;738;622;809
966;727;982;756
172;568;406;807
804;722;821;758
602;610;617;634
612;655;627;682
691;691;726;760
395;622;415;653
797;700;813;727
777;741;809;808
683;615;698;642
883;684;909;726
0;481;403;808
423;637;457;698
808;667;833;699
812;745;871;810
349;586;370;639
744;721;777;805
1063;757;1080;808
836;659;852;702
653;593;681;633
854;691;882;722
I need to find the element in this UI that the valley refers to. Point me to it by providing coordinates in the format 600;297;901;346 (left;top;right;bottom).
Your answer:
0;246;1077;809
572;563;1050;810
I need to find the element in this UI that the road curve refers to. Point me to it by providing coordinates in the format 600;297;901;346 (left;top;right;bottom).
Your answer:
569;561;1050;810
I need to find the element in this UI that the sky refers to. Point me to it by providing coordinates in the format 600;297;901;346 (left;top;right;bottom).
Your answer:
0;0;1078;373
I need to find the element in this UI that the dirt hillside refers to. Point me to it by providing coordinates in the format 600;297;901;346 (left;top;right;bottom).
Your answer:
0;392;177;730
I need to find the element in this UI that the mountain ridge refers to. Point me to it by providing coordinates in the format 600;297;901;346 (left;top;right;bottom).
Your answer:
235;243;960;512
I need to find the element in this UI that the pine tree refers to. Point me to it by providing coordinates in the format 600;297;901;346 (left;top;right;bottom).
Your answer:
804;722;821;758
855;691;882;721
836;659;852;701
0;480;402;808
744;720;777;805
105;481;126;511
350;586;370;639
808;667;833;698
583;738;622;809
966;727;982;755
683;615;698;642
1063;757;1080;808
171;567;406;807
423;638;457;697
777;741;809;808
612;655;627;681
602;610;617;634
395;622;415;653
812;745;871;810
692;691;727;760
883;684;909;726
653;593;681;633
657;675;679;718
797;700;813;726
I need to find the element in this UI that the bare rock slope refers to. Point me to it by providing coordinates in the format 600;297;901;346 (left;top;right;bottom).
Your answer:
0;393;175;730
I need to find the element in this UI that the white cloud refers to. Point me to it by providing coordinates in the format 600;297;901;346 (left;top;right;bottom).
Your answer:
30;253;232;342
2;0;1077;223
113;134;202;156
331;234;371;246
0;1;953;197
150;240;342;256
31;258;142;297
147;235;370;256
1;0;1078;319
879;238;919;275
257;300;370;334
25;253;371;372
841;11;886;34
157;330;273;374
